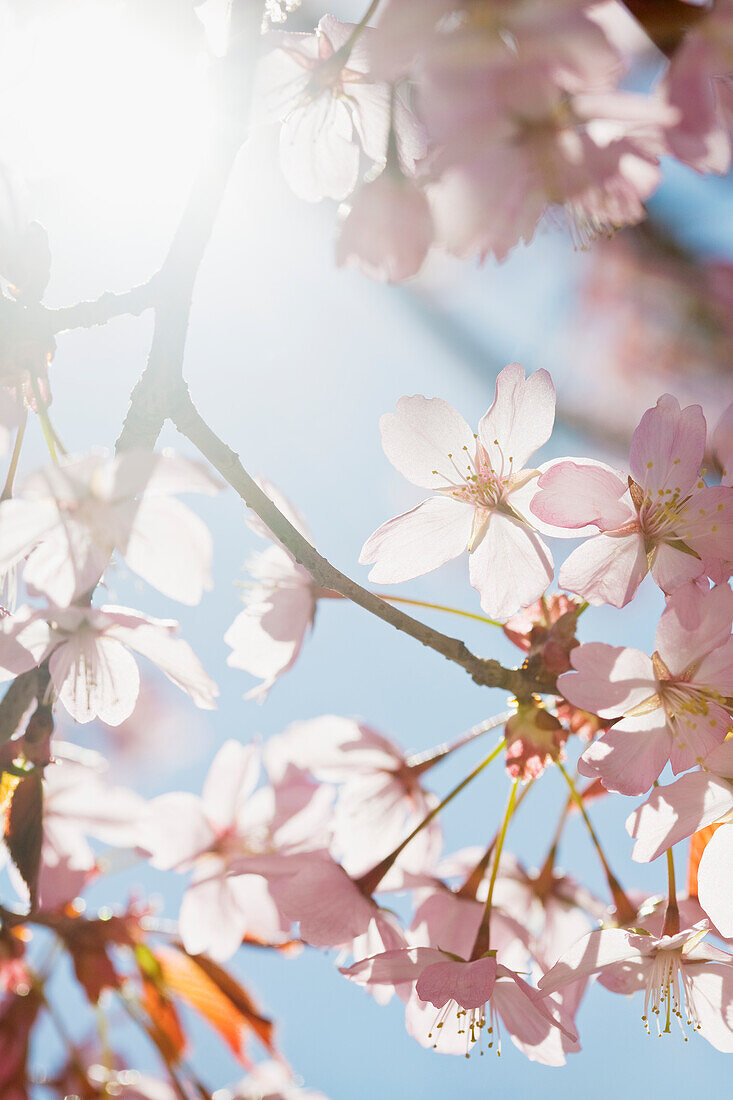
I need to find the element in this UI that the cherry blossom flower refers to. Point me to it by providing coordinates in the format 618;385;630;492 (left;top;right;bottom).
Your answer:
532;395;733;606
427;64;668;261
225;479;321;701
504;702;567;781
0;603;218;726
335;169;433;282
342;944;577;1061
143;740;331;960
360;364;556;621
0;450;219;607
264;714;440;880
657;0;733;175
254;15;425;203
559;583;733;795
539;922;733;1050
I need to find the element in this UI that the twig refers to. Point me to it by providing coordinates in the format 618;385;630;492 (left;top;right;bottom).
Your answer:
169;385;554;697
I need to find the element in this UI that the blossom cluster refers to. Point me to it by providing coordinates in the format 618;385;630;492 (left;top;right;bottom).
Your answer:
252;1;733;280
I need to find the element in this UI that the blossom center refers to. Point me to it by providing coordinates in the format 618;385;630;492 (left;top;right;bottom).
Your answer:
642;949;702;1040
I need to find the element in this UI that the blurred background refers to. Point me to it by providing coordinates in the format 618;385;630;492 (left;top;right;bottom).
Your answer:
1;0;733;1095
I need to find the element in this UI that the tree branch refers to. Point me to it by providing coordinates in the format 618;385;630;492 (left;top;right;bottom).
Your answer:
169;385;554;698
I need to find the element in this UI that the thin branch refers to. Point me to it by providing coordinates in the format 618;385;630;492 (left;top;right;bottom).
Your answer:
46;280;157;334
169;385;554;697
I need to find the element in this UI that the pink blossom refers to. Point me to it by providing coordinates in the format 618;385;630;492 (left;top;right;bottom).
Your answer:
559;584;733;795
532;395;733;606
264;714;440;880
656;1;733;175
0;602;218;725
225;479;321;701
427;64;667;261
539;922;733;1050
342;944;577;1061
0;450;219;607
335;169;433;283
143;740;331;960
254;15;425;203
504;702;567;781
360;364;556;621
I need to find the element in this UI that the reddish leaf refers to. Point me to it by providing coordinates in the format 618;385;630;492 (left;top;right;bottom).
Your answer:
140;977;187;1063
55;912;137;1004
179;947;276;1054
688;823;723;899
4;772;43;909
0;988;42;1097
154;945;275;1064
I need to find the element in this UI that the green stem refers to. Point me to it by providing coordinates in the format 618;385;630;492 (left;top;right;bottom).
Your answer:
558;762;636;924
30;375;67;463
471;779;519;956
356;738;506;896
663;848;680;936
457;780;534;900
1;410;27;501
373;592;502;628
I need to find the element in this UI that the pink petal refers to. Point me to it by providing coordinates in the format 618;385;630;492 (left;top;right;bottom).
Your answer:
341;946;447;986
179;871;249;962
416;956;498;1011
202;741;260;829
360;496;474;584
141;792;215;870
532;461;630;532
538;928;641;996
655;583;733;675
477;364;555;473
379;395;477;490
649;541;705;594
111;620;218;710
697;825;733;939
50;633;140;726
468;511;553;621
629;395;706;496
558;643;656;719
121;495;213;606
626;772;733;863
668;706;729;774
558;530;648;608
279;96;359;203
577;713;671;796
687;964;733;1052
